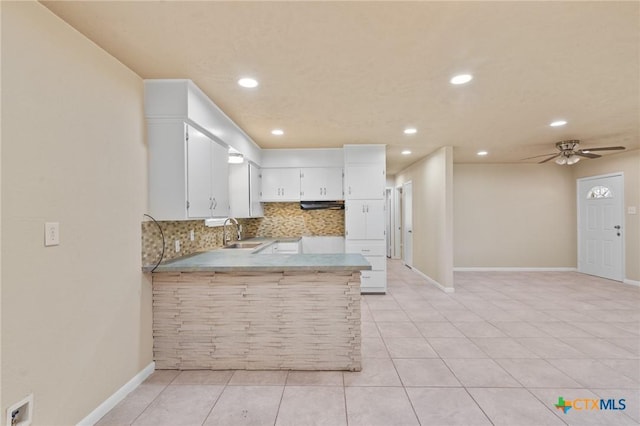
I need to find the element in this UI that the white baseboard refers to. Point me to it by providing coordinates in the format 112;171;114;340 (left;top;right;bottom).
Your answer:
623;278;640;287
77;362;155;426
410;267;455;293
453;267;577;272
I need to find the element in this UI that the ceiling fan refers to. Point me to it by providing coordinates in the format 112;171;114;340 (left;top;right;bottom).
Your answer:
522;140;625;165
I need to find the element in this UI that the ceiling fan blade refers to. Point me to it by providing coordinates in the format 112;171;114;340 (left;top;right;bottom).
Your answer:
581;146;625;152
539;154;561;164
575;152;601;159
520;152;557;160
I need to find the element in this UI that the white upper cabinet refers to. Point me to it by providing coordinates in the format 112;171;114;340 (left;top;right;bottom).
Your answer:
249;163;263;217
186;129;213;218
344;164;385;200
344;145;386;200
229;162;263;218
186;128;229;218
148;122;229;220
145;79;266;220
261;168;301;202
300;168;343;201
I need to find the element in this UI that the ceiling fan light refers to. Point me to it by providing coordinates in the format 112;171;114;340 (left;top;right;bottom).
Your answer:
566;155;581;165
555;156;568;165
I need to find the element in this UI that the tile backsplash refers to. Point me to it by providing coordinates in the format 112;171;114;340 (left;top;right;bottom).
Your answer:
242;203;344;238
141;202;345;265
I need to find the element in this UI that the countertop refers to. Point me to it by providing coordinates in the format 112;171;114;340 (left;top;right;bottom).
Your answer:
144;237;372;273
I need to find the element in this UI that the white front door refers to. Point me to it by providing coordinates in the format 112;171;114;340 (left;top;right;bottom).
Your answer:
402;181;413;268
577;174;624;281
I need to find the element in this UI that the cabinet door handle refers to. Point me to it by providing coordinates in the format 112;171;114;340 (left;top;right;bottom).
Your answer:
349;186;352;195
212;198;217;210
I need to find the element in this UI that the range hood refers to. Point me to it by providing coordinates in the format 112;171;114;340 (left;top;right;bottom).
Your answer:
300;201;345;210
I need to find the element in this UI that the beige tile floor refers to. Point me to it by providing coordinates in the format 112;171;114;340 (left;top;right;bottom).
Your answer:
98;260;640;425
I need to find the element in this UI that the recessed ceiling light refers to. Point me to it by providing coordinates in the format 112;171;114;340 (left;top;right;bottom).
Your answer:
450;74;473;85
401;150;412;155
549;120;567;127
403;128;417;135
238;77;258;88
271;129;284;136
477;150;488;156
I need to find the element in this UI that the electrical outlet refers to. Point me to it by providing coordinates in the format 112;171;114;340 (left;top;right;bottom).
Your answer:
44;222;60;246
175;240;181;252
190;230;195;241
6;394;33;426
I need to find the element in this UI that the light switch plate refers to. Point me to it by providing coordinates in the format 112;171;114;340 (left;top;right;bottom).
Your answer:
628;206;637;215
45;222;60;246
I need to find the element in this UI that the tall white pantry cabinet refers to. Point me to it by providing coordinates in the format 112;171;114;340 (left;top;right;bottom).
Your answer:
344;145;387;293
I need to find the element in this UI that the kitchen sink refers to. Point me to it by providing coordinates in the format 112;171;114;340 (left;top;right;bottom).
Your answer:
223;242;263;249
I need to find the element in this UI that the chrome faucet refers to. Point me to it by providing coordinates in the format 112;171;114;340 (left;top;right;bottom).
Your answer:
223;217;241;245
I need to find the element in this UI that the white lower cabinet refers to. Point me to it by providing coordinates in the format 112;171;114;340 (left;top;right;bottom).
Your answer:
273;241;300;254
345;241;386;293
257;241;301;255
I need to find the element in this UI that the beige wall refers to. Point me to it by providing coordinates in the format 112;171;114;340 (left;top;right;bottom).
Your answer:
396;147;454;289
453;163;576;268
1;2;151;425
573;150;639;282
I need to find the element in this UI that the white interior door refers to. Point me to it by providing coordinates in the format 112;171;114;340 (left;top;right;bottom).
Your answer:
578;174;624;281
402;181;413;267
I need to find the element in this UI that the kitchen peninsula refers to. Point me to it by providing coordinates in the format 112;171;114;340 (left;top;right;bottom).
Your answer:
147;239;369;372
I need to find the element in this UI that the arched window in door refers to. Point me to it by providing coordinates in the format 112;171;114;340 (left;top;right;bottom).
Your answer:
586;185;613;199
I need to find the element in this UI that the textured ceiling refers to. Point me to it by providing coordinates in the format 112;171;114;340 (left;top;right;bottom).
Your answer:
42;1;639;174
